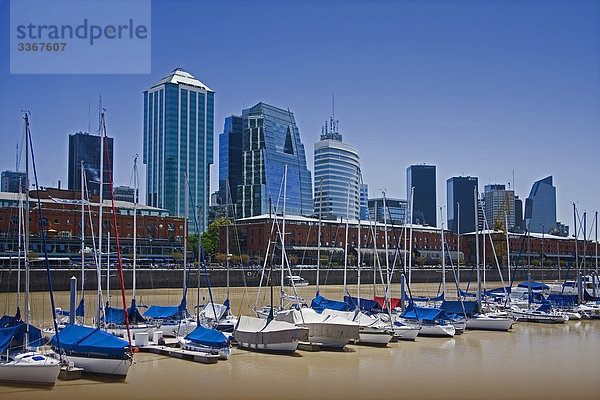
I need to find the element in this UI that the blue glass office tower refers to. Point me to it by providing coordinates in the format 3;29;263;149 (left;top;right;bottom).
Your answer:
359;184;369;221
143;69;214;230
407;164;436;227
218;115;243;205
239;103;312;218
446;176;478;234
525;176;557;234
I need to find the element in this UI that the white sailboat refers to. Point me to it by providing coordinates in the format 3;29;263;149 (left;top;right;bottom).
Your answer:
0;113;60;386
466;189;515;331
274;308;359;349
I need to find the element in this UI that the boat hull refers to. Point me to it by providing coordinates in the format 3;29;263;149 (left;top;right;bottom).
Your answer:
62;354;131;378
466;317;514;331
237;339;300;352
178;338;230;360
418;324;455;337
0;352;60;386
392;326;420;341
358;329;393;346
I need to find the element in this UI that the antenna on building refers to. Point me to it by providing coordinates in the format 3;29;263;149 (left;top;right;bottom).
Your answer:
332;92;335;122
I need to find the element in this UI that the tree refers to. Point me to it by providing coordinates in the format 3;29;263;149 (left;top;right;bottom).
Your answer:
200;217;227;256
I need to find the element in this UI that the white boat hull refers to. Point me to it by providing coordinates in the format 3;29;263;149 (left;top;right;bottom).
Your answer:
237;340;300;352
418;324;456;337
62;354;131;378
392;326;420;341
156;320;197;338
107;324;155;338
466;316;514;331
0;352;60;386
358;329;393;345
510;309;567;324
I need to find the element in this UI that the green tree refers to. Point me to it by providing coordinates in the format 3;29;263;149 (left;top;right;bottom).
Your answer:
200;217;227;256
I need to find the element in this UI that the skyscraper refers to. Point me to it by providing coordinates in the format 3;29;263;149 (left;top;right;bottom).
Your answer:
359;183;369;221
407;164;436;227
483;184;515;231
446;176;478;234
314;118;360;220
525;176;557;234
218;115;243;206
514;195;524;233
368;197;408;225
67;132;113;197
1;171;26;193
143;68;214;230
238;103;312;218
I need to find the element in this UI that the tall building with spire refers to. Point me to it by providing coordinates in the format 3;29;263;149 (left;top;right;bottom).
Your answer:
314;117;360;220
143;68;214;230
238;102;312;218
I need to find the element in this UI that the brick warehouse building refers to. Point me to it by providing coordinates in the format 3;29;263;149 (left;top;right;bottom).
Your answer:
0;188;184;265
220;215;597;267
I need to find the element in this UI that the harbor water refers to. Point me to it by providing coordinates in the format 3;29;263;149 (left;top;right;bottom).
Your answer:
1;283;599;399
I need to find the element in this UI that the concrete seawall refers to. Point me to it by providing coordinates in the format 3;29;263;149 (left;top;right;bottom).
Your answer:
0;266;568;292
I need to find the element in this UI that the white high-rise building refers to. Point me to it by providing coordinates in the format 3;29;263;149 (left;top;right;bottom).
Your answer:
313;118;360;220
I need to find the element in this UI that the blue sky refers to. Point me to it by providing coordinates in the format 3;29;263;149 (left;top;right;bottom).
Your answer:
0;0;598;231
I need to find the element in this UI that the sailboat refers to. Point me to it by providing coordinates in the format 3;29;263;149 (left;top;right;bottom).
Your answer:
234;165;309;352
0;113;60;385
465;188;515;331
196;176;238;333
53;112;134;378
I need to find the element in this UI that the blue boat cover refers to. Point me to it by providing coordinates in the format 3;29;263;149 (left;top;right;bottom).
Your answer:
103;305;146;324
518;281;549;290
400;303;448;321
344;296;382;312
547;294;577;306
440;300;479;316
185;325;228;348
485;287;511;296
459;289;477;298
143;305;180;319
0;323;43;352
52;324;128;356
76;298;85;317
412;293;445;302
0;309;21;328
311;295;354;313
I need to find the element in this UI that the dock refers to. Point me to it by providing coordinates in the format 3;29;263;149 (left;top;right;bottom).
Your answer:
137;345;219;364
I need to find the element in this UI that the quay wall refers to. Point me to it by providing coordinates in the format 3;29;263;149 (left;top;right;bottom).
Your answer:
0;267;569;292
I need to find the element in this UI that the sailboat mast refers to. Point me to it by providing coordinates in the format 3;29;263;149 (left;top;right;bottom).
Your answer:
408;187;414;286
280;164;288;310
17;178;23;310
133;156;138;301
505;213;510;288
226;176;230;301
357;188;361;310
441;207;445;297
373;202;377;298
383;192;390;305
24;113;30;348
97;112;104;327
596;211;598;277
474;187;481;309
343;183;350;295
316;178;323;293
457;202;460;292
81;161;85;305
184;173;188;299
107;231;110;305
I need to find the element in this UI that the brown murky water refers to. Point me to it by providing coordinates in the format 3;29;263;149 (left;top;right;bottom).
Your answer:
1;283;599;399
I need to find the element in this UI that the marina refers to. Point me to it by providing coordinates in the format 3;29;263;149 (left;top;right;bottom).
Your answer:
0;284;599;399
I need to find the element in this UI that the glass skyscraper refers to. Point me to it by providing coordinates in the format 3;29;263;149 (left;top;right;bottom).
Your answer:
1;171;26;193
314;119;360;220
368;197;408;225
218;115;243;206
238;103;312;218
446;176;478;234
483;184;515;231
525;176;557;234
68;132;113;197
359;183;369;221
407;164;436;227
143;68;214;230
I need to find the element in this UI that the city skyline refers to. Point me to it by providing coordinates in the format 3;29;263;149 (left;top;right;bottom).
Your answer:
0;1;598;232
